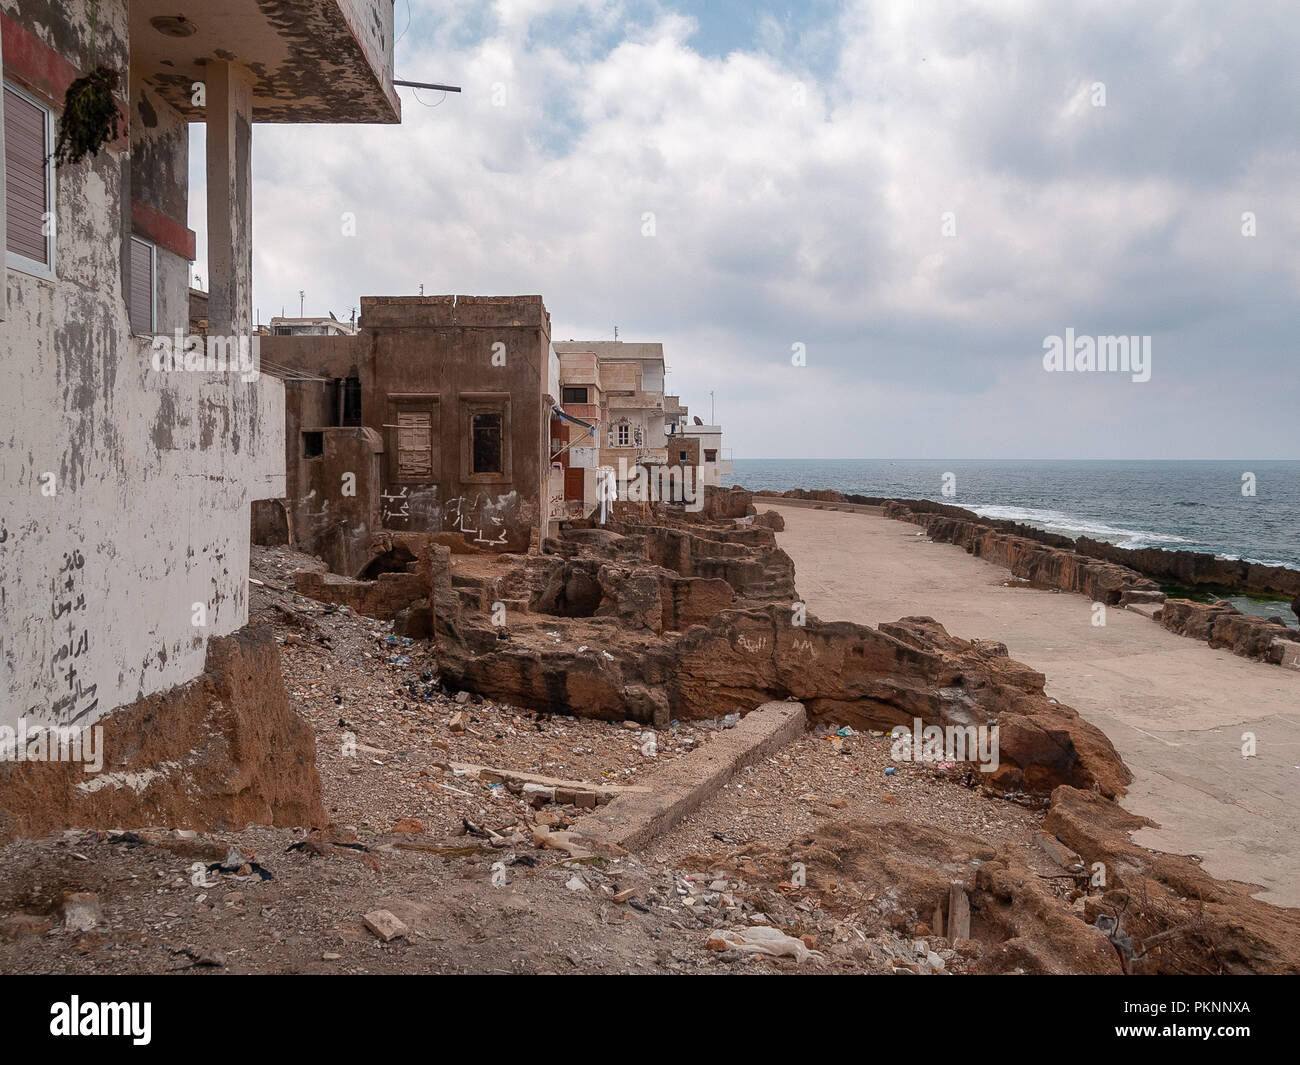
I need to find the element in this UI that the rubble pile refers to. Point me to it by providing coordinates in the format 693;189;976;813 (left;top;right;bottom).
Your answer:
3;495;1297;974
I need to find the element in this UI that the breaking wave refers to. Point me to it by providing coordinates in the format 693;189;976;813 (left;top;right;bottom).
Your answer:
968;505;1192;548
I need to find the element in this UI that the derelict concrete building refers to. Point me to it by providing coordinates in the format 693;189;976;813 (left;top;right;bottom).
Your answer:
0;0;399;834
257;295;558;576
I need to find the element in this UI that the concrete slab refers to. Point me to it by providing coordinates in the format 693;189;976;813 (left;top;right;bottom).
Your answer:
445;761;650;803
572;701;807;852
769;503;1300;908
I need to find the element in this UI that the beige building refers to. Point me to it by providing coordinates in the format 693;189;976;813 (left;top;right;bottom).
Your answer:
552;341;668;513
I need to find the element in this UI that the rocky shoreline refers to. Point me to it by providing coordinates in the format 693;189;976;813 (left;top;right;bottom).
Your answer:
756;488;1300;598
757;489;1300;670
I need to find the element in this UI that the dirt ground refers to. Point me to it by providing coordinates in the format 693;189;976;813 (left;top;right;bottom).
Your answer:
0;546;1104;974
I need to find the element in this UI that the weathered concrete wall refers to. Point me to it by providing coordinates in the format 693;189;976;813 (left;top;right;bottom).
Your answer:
133;0;400;124
1;1;285;731
262;295;551;556
295;423;383;576
128;76;190;332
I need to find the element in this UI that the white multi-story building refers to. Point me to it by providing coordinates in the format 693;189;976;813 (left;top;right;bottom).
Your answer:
0;0;399;733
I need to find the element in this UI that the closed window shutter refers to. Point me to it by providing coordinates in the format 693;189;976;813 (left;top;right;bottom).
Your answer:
396;410;433;479
129;237;154;333
4;84;49;264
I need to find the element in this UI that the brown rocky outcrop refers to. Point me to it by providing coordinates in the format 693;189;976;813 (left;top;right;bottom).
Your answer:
435;599;1129;797
700;485;755;520
293;531;442;621
1044;786;1300;974
754;818;1122;974
546;518;795;607
420;501;1130;796
1160;598;1300;667
1076;537;1300;599
884;502;1161;605
0;626;325;843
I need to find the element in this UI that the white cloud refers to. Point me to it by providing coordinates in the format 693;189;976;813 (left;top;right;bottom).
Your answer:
191;0;1300;458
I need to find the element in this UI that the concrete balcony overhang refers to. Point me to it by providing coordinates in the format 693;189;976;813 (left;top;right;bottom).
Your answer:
130;0;400;123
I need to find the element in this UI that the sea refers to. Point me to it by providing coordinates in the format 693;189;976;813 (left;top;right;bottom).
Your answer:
733;459;1300;625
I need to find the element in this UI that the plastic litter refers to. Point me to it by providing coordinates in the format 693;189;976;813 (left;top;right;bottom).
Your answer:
706;925;823;963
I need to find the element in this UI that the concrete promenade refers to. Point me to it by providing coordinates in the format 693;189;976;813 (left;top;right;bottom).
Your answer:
769;502;1300;907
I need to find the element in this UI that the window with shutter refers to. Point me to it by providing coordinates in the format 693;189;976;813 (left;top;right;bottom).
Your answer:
397;410;434;480
129;237;155;334
4;81;55;278
386;395;440;484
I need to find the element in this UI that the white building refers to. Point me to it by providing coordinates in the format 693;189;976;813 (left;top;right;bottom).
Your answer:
269;315;357;337
0;0;399;732
680;422;733;486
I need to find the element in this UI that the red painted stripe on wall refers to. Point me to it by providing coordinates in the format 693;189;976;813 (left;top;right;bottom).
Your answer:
131;199;196;261
1;12;129;140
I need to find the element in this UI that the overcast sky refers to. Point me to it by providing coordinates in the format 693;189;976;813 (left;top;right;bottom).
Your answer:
190;0;1299;460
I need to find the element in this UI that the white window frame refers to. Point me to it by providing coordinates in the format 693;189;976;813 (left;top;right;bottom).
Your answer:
616;421;630;447
129;235;157;335
3;79;57;282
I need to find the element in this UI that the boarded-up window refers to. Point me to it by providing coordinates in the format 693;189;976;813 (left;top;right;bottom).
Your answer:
129;237;154;333
4;82;54;272
472;412;503;474
397;410;434;479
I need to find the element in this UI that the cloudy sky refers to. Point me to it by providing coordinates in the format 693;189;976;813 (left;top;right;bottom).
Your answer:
191;0;1299;460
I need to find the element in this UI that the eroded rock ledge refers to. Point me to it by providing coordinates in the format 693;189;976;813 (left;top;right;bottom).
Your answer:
880;499;1300;667
419;499;1130;799
881;501;1162;605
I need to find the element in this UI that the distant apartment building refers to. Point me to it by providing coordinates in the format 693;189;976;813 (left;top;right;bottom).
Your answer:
553;340;667;513
0;0;399;737
269;314;357;337
682;421;733;486
664;397;733;487
664;396;700;471
259;295;556;574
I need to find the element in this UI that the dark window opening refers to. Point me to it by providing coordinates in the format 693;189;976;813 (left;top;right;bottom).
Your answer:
342;376;362;426
562;386;588;404
328;379;341;425
472;412;503;474
704;449;717;462
303;431;324;458
679;450;688;462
